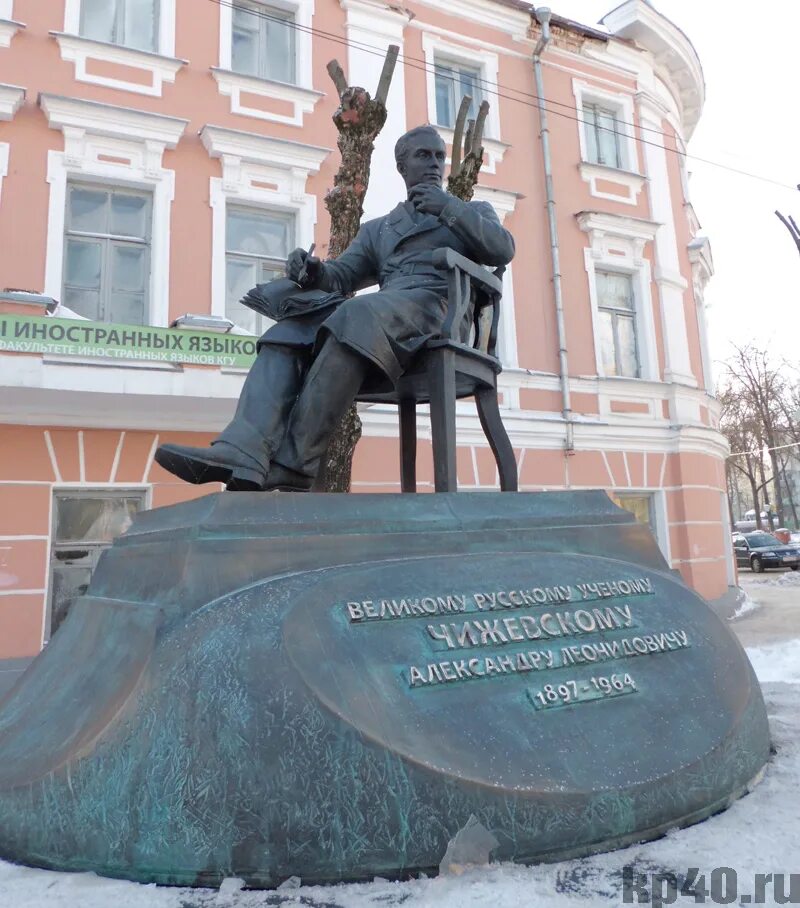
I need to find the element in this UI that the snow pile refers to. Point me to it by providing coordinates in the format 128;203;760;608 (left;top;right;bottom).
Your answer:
0;643;797;907
729;588;760;619
767;570;800;588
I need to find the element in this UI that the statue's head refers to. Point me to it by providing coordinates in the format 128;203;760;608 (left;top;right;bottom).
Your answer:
394;125;446;192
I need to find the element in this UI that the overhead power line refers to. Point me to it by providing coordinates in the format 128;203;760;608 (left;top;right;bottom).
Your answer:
205;0;797;192
727;440;800;459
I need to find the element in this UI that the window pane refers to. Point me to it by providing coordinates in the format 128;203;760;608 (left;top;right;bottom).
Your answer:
65;239;102;288
232;6;259;75
111;245;147;292
111;193;148;239
124;0;158;51
597;271;633;310
226;257;259;332
265;11;295;83
108;291;146;325
69;186;108;234
435;65;454;127
616;313;639;377
80;0;117;44
596;108;621;168
63;287;101;321
55;495;141;544
227;209;292;257
598;309;616;376
582;104;598;164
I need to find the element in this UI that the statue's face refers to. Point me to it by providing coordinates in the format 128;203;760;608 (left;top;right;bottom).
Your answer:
398;133;446;191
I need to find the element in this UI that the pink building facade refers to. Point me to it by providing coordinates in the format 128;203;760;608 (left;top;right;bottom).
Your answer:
0;0;728;692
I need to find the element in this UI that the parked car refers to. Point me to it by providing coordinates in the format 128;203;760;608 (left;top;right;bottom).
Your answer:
732;531;800;573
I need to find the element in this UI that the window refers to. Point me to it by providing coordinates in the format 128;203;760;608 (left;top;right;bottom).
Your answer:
609;493;655;534
79;0;160;53
582;102;625;169
225;206;294;333
434;60;481;129
232;1;296;84
596;271;639;378
63;184;152;325
48;490;145;638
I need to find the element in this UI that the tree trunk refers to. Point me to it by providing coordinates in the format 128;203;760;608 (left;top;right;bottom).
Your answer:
314;51;398;493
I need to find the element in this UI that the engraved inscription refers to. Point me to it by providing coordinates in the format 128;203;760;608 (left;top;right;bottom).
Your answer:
337;574;691;707
529;673;638;710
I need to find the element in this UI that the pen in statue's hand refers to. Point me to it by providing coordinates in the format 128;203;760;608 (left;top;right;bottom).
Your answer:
287;244;321;288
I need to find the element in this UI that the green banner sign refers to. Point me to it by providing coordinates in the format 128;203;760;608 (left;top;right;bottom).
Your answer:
0;314;258;369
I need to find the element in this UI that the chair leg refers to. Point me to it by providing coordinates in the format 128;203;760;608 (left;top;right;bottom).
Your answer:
428;350;458;492
399;398;417;493
475;386;518;491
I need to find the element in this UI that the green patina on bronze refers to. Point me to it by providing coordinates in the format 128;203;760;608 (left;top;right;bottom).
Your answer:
0;492;770;887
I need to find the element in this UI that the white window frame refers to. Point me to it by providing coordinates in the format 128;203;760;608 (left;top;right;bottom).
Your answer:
0;142;8;208
40;94;187;328
202;125;329;332
421;32;507;176
595;270;640;379
572;79;644;205
577;211;659;383
56;0;182;97
214;0;322;126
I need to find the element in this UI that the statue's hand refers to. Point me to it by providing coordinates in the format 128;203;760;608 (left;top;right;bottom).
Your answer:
286;247;323;288
409;184;450;216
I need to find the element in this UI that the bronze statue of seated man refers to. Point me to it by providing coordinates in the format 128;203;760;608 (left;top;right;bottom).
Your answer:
155;125;515;492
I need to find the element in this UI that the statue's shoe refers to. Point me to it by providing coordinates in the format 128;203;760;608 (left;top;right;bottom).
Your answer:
263;463;314;492
154;441;266;491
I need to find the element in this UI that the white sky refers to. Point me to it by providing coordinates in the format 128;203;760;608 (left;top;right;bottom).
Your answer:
551;0;800;381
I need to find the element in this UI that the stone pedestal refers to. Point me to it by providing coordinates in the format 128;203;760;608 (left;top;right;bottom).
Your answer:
0;492;769;886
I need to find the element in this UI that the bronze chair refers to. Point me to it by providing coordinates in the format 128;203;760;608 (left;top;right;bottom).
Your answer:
356;247;518;492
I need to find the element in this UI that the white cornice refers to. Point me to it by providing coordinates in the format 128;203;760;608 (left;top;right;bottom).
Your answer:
601;0;704;140
0;17;24;48
0;83;24;121
211;68;324;127
412;0;530;40
576;209;660;242
201;125;331;173
340;0;410;39
472;185;521;224
51;32;186;97
39;94;188;147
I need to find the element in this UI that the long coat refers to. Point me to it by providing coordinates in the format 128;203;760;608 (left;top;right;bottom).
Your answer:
261;193;515;383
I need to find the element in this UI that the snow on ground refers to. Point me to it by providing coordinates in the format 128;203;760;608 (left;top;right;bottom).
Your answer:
730;588;760;619
767;570;800;587
1;642;798;908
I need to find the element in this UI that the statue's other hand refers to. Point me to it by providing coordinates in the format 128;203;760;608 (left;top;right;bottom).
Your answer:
286;248;322;288
409;184;449;216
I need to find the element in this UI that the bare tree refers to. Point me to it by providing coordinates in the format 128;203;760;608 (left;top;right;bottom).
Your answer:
314;48;399;492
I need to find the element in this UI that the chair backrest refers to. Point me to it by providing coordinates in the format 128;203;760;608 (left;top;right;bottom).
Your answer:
472;265;505;358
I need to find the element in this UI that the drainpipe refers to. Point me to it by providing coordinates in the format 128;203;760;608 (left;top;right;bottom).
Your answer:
532;7;574;455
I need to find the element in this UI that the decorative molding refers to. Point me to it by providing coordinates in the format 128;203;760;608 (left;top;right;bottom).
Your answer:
421;30;502;157
572;78;642;177
577;210;660;384
211;68;323;127
40;94;188;147
40;95;187;328
0;17;24;48
601;0;704;141
202;125;327;321
51;32;185;98
471;185;520;225
201;125;330;174
214;0;317;124
412;0;530;40
0;83;24;120
578;161;646;207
